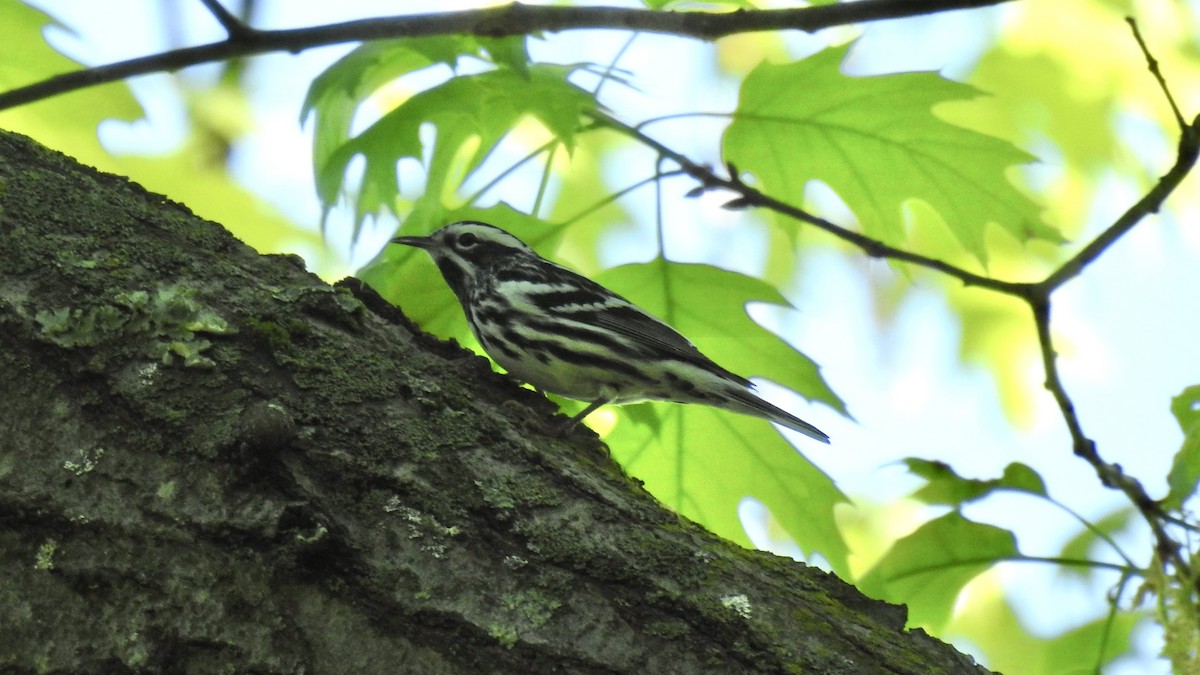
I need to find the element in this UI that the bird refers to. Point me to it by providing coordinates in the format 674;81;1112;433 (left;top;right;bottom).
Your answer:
391;221;829;443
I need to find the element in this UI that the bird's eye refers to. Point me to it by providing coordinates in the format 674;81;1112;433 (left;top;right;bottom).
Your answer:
456;232;479;249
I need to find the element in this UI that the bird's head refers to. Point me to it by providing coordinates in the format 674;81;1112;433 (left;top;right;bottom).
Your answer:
392;220;536;300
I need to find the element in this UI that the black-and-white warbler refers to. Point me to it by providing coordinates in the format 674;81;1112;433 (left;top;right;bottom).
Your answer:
392;221;829;443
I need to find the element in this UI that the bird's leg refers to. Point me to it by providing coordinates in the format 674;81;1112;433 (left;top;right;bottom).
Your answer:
548;397;609;437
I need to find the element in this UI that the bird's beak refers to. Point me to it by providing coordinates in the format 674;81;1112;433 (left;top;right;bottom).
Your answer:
392;235;435;249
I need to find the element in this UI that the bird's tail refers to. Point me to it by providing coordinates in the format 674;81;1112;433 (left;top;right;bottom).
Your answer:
719;385;830;444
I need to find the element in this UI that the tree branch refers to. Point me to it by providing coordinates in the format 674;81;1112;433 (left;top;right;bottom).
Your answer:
1030;296;1191;579
1021;23;1200;583
1039;113;1200;292
589;110;1031;296
0;0;1013;112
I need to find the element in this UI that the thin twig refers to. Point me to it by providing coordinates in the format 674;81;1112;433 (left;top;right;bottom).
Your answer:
559;169;689;228
589;109;1030;295
1040;114;1200;291
198;0;256;41
1032;297;1190;578
1126;17;1187;132
1040;19;1200;293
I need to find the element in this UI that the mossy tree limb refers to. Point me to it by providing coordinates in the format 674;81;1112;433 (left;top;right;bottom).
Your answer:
0;129;986;674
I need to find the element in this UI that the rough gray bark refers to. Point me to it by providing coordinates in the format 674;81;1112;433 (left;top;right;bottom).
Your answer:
0;129;989;674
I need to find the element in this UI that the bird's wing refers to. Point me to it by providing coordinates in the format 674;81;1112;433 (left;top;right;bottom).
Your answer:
533;260;752;388
588;294;753;389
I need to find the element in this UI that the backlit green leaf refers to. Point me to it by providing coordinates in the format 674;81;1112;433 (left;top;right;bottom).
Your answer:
606;402;849;572
309;60;596;231
596;260;842;413
723;43;1058;262
906;459;1048;507
1056;506;1136;580
1164;385;1200;510
859;512;1017;629
596;260;846;568
303;36;504;210
0;1;141;164
949;583;1142;675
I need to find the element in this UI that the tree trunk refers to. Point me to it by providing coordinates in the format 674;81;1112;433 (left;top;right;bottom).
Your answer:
0;129;988;674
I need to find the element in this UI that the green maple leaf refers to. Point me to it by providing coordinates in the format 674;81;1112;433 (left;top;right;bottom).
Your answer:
904;459;1048;507
858;512;1018;630
0;1;142;163
952;588;1141;674
724;44;1059;262
607;403;849;571
1164;385;1200;510
304;40;595;233
596;260;841;413
596;260;847;569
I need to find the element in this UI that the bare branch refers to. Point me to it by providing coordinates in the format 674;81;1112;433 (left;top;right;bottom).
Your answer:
1038;19;1200;292
1126;17;1187;132
590;110;1031;296
1023;25;1200;587
0;0;1013;112
1030;297;1191;579
1040;113;1200;291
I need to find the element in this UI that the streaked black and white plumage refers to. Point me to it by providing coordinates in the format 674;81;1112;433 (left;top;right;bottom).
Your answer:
392;221;829;443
